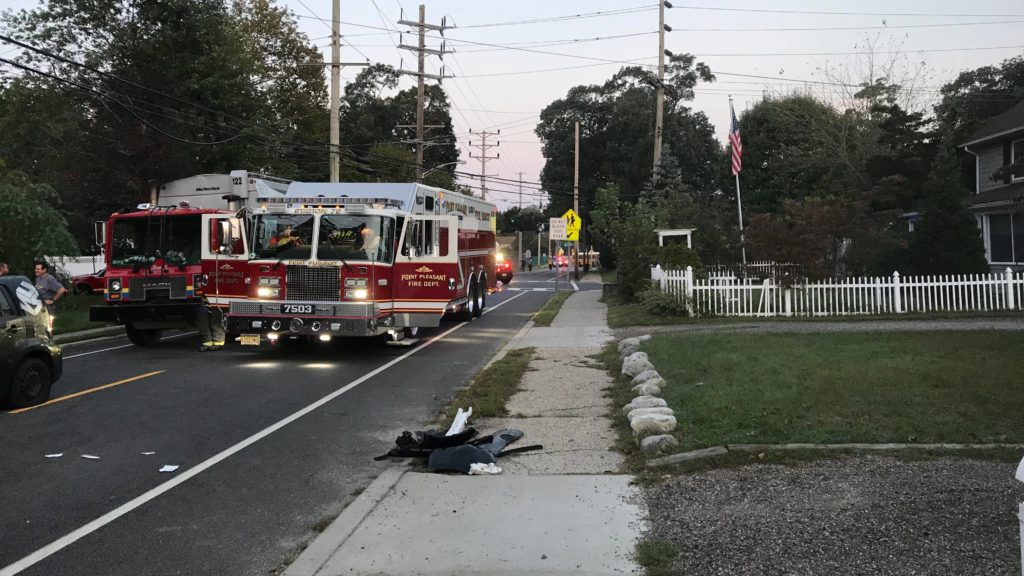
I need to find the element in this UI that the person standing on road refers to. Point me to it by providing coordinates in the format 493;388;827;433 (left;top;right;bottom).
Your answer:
524;249;532;272
34;261;66;315
197;297;226;352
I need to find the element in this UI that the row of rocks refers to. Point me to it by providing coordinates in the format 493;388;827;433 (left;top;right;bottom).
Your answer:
617;336;678;455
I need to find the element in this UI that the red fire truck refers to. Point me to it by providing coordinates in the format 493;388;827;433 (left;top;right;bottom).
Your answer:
90;171;289;345
217;182;498;345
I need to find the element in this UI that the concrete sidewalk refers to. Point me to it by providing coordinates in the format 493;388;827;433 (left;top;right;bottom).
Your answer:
285;277;646;576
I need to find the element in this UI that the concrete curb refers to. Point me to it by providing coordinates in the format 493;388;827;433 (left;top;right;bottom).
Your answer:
283;467;409;576
55;326;124;346
646;442;1024;468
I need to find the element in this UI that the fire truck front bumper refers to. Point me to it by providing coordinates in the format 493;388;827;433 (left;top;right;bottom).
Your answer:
90;302;200;325
226;300;387;339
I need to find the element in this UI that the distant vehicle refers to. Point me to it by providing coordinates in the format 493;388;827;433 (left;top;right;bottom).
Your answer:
71;268;106;295
496;258;514;284
0;276;62;408
549;255;568;269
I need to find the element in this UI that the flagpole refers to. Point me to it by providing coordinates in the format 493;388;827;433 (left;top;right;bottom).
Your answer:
735;172;746;266
730;95;747;267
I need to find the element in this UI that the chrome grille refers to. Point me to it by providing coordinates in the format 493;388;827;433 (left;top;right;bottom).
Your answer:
129;276;187;300
286;266;340;301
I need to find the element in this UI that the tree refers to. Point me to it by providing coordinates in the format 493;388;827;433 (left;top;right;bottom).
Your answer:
0;162;78;275
535;54;719;219
903;144;989;275
0;0;329;245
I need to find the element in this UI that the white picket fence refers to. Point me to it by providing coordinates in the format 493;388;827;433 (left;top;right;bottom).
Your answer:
651;265;1024;317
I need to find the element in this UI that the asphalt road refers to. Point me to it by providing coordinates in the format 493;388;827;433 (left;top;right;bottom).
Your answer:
0;273;564;576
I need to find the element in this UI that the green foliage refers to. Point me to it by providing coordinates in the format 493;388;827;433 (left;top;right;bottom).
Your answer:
497;206;546;234
903;144;990;275
637;285;689;317
536;54;720;218
634;538;678;576
0;164;78;274
656;243;702;273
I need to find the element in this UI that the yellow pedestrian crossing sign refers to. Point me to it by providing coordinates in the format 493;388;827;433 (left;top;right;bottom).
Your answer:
561;209;582;241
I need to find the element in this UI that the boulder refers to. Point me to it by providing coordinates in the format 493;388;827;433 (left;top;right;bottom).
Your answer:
631;370;662;386
643;377;666;390
616;335;651;354
622;352;655;377
627;406;676;421
630;414;678;438
621;395;667;416
631;383;662;396
640;434;678;454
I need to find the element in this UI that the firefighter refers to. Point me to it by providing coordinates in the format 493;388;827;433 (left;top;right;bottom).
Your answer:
197;297;226;352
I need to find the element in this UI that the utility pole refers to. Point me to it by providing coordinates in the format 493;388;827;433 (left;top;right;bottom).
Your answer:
327;0;370;183
468;129;500;200
516;171;526;209
653;0;672;172
398;5;451;182
573;121;581;281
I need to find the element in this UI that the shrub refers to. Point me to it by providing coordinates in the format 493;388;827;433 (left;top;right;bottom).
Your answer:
638;284;689;316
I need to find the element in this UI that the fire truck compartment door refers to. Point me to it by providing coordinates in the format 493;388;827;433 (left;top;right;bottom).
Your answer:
399;215;458;263
201;214;248;260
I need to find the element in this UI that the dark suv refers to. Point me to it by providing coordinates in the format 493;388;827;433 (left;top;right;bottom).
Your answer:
0;276;63;408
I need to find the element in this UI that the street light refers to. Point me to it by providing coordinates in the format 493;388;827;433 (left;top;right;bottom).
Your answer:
423;159;467;178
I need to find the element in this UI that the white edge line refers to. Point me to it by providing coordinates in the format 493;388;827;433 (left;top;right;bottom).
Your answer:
0;291;530;576
570;282;579;291
64;332;197;360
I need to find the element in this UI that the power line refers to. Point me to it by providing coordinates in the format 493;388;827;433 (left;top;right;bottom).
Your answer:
455;5;657;29
667;5;1024;18
667;19;1024;32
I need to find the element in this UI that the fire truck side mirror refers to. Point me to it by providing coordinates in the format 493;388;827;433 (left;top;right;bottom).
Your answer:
94;221;106;249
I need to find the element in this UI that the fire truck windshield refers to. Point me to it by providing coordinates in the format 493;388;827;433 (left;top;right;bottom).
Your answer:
252;214;314;260
110;214;202;268
318;215;395;263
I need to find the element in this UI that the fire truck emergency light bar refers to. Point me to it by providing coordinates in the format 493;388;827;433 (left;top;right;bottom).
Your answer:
257;196;404;208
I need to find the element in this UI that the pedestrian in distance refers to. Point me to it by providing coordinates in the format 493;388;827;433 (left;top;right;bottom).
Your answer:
520;254;527;273
197;296;226;352
0;262;8;276
34;261;66;316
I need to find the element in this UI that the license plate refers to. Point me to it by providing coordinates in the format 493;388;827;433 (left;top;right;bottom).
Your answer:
281;304;314;314
240;334;261;346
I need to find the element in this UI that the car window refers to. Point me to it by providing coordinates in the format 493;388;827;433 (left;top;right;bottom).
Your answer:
0;288;16;318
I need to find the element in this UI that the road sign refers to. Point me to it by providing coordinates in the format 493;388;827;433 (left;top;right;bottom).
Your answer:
549;217;567;240
561;209;582;233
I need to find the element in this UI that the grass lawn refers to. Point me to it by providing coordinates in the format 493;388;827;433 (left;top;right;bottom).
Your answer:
53;294;109;333
635;331;1024;450
532;290;573;327
605;294;688;328
438;347;535;425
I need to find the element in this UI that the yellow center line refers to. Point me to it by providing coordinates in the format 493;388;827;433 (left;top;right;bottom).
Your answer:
8;370;166;414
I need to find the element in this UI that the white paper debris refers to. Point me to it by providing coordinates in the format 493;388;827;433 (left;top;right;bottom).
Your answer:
141;452;156;456
468;462;502;475
159;465;179;473
445;406;472;436
1016;456;1024;483
44;453;63;458
81;454;100;460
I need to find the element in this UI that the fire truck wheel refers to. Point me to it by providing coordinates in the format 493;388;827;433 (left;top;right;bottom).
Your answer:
458;282;477;322
8;357;51;408
125;323;163;346
473;277;485;318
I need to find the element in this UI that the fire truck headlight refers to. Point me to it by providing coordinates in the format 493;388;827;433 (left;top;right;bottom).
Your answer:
109;279;122;292
346;288;369;300
256;287;279;298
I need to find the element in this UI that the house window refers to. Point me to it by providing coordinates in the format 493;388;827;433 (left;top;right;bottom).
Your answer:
1014;139;1024;182
987;213;1024;263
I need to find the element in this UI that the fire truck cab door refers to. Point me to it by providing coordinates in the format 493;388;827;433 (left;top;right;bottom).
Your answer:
393;215;459;323
201;214;249;305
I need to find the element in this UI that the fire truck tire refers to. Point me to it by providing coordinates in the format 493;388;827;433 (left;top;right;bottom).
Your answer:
458;282;477;322
473;276;485;318
125;323;163;346
8;357;51;408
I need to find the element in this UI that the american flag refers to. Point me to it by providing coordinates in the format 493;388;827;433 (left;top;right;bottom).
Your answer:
729;101;742;176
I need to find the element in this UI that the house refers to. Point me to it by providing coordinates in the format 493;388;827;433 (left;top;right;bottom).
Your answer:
961;100;1024;270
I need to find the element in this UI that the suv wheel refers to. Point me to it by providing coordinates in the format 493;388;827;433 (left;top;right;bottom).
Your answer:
9;357;51;408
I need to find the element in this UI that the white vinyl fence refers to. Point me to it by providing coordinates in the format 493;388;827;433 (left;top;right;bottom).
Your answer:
651;265;1024;317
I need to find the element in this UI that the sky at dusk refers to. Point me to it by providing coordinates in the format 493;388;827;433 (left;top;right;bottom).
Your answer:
3;0;1024;210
